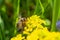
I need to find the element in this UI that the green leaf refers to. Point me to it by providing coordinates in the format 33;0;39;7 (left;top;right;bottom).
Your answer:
51;0;60;31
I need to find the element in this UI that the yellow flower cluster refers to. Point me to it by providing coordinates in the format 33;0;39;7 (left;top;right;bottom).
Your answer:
23;15;46;35
26;15;45;28
11;34;25;40
11;15;60;40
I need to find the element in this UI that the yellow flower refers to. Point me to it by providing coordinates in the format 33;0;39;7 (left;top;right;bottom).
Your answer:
27;29;39;40
23;31;30;34
11;15;60;40
26;15;46;29
11;37;17;40
11;34;25;40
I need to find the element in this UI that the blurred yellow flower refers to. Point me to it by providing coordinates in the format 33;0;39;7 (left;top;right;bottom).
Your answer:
11;15;60;40
11;34;25;40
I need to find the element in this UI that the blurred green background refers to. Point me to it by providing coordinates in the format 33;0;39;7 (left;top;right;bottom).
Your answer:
0;0;60;40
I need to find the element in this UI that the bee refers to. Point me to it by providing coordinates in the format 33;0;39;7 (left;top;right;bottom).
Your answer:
17;17;26;33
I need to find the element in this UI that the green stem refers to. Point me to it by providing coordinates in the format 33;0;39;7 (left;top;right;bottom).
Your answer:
39;0;44;16
34;0;44;17
26;0;30;17
13;0;20;35
51;0;60;31
0;16;5;40
34;0;38;14
0;31;2;40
